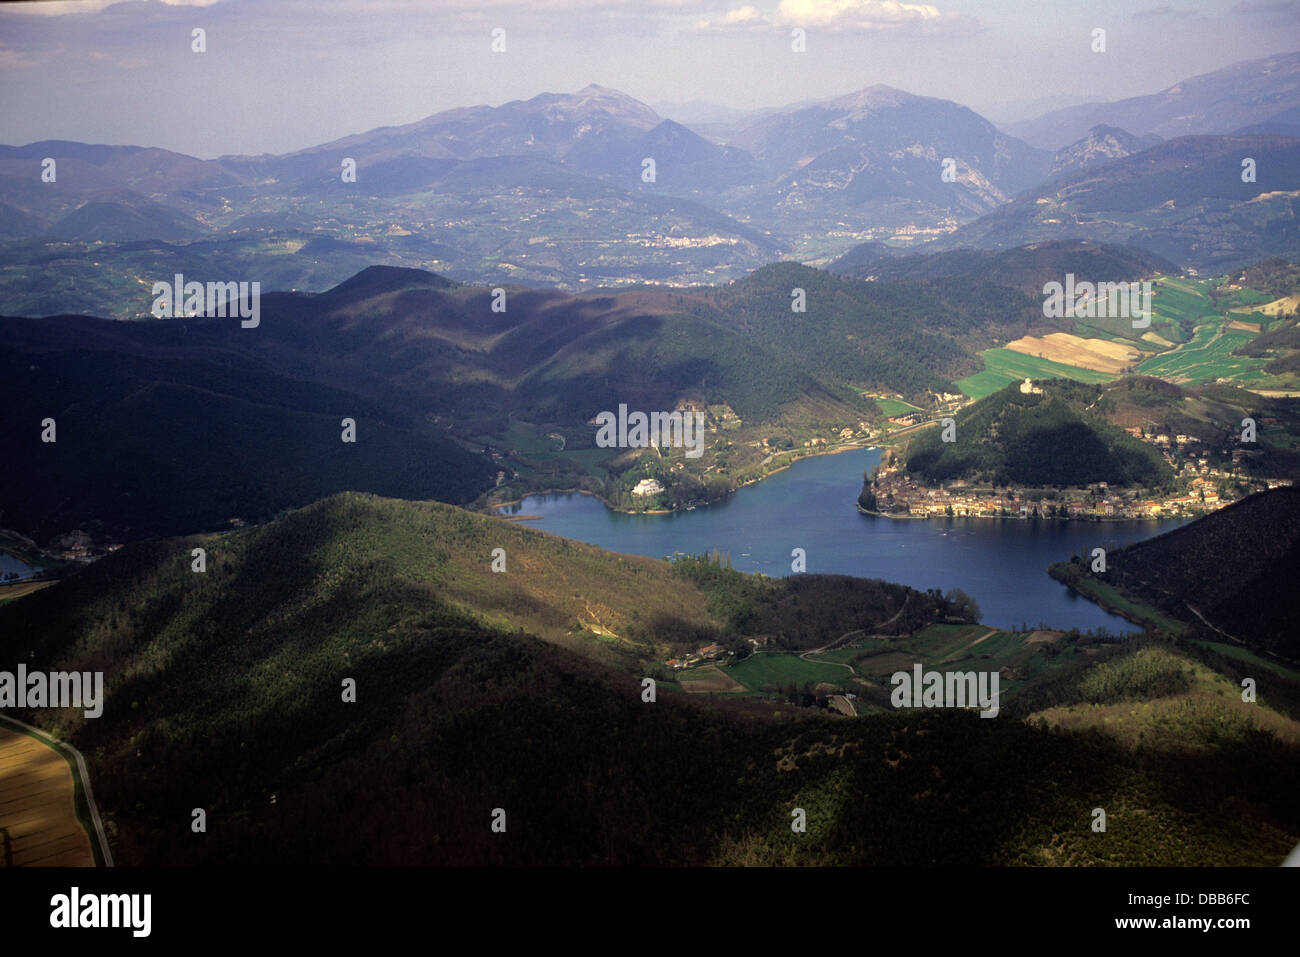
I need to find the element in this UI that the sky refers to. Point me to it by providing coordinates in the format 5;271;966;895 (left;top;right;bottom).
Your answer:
0;0;1296;157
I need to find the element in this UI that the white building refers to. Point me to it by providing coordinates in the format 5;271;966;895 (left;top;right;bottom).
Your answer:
631;478;665;496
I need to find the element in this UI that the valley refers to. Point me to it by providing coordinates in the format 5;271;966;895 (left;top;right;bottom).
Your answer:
2;16;1299;883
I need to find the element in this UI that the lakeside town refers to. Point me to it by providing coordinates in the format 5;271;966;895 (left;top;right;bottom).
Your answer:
866;424;1294;521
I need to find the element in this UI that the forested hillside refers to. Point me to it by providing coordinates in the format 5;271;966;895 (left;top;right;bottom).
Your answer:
901;382;1171;487
1054;488;1300;660
0;493;1294;865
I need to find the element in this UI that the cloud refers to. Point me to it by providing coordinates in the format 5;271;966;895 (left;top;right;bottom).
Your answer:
694;5;770;30
694;0;980;34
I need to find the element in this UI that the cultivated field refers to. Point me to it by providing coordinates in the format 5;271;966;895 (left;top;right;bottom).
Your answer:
0;726;94;867
1151;277;1218;323
1232;294;1300;318
956;348;1115;399
0;580;55;606
677;664;748;693
1140;331;1175;348
871;397;923;417
727;654;852;691
1136;323;1266;383
1004;332;1144;374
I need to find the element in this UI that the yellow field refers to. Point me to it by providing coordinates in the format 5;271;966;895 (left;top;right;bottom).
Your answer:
1232;294;1300;317
0;726;94;866
678;665;747;694
0;580;55;605
1227;320;1262;332
1141;331;1175;347
1004;333;1143;374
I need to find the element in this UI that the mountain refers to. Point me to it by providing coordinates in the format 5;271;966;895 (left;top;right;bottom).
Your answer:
1048;125;1162;179
1;61;1293;303
829;239;1176;295
222;85;758;194
2;491;1296;865
897;380;1172;487
0;203;42;239
1053;487;1300;660
0;141;241;226
0;314;494;543
1007;51;1300;149
727;84;1051;244
0;88;782;293
47;197;205;242
0;82;1057;299
0;263;882;541
689;261;1053;399
929;134;1300;272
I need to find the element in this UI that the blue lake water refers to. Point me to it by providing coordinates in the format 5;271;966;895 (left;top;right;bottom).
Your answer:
0;551;39;581
498;448;1190;633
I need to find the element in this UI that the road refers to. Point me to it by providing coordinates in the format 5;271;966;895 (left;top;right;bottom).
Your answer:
0;714;113;867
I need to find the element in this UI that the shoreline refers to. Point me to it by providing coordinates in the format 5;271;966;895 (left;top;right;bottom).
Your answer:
1047;565;1161;633
488;442;878;517
857;505;1181;523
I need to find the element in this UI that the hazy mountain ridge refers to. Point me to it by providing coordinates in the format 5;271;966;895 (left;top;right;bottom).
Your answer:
924;134;1300;271
0;54;1294;302
0;81;1049;293
1048;125;1163;179
829;239;1176;294
1006;51;1300;149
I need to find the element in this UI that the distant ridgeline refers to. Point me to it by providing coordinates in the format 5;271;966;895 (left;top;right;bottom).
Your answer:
897;382;1171;488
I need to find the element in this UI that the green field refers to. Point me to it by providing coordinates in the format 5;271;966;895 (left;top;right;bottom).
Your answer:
1136;322;1267;383
1064;576;1189;636
1190;641;1300;682
872;397;922;417
1151;277;1217;323
726;653;853;691
1075;323;1163;350
956;348;1116;399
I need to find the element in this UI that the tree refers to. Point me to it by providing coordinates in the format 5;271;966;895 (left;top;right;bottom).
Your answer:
942;587;982;623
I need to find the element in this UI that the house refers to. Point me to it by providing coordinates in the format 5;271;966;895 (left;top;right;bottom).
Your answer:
631;478;664;496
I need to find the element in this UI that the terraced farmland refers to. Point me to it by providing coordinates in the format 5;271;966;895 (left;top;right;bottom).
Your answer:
1136;322;1268;383
1151;276;1217;323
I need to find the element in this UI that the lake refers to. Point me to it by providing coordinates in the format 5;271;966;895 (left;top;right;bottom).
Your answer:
497;448;1190;632
0;552;40;582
